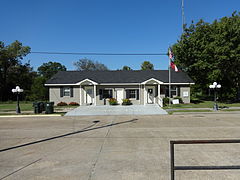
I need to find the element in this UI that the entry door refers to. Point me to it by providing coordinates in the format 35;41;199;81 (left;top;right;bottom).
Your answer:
116;89;123;104
85;87;93;105
147;88;154;104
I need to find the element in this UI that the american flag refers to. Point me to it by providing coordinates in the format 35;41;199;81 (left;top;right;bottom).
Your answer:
168;48;174;59
170;61;179;72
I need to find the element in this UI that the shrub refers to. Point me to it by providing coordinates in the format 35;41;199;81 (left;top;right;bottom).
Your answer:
69;102;79;106
108;98;118;105
122;99;132;105
57;101;68;106
163;97;170;106
173;96;183;104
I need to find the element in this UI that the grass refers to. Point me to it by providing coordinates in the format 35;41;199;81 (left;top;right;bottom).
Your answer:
168;109;212;115
163;101;240;109
0;101;79;114
0;112;65;116
0;101;34;112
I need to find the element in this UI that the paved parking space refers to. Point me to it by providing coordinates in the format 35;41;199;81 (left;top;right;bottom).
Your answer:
1;114;240;179
65;104;167;116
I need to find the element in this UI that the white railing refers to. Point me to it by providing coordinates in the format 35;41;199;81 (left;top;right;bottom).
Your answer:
156;97;163;107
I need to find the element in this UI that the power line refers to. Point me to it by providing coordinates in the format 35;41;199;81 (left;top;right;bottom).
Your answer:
30;51;167;56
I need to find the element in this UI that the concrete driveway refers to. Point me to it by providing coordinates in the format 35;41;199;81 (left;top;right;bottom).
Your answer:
65;104;167;116
1;114;240;179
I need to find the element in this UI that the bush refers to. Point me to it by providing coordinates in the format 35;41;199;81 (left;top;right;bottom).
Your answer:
163;97;170;106
122;99;132;105
57;101;68;106
69;102;79;106
108;98;118;105
173;96;183;104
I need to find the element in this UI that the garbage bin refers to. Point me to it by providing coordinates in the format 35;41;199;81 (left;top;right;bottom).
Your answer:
33;102;41;114
45;102;54;114
39;102;45;112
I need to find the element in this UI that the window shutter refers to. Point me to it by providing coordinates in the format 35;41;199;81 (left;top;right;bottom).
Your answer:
126;90;129;99
136;89;139;100
110;90;113;98
99;89;103;100
70;87;73;97
60;87;63;97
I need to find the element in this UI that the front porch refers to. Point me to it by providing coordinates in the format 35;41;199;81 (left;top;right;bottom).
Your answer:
79;78;167;107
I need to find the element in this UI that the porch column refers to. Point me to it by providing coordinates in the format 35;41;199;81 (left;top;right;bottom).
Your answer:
80;85;82;105
158;84;160;99
94;84;97;106
144;84;146;105
158;84;162;107
139;84;141;105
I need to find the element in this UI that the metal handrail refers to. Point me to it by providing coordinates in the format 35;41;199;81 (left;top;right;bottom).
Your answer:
170;139;240;180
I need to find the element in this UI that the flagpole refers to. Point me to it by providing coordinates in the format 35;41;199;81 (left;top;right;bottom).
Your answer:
169;52;171;107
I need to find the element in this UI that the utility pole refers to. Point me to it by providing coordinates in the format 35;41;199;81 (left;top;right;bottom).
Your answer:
182;0;185;33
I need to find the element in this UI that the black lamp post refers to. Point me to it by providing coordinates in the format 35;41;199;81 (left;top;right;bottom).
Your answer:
209;82;221;111
12;86;24;114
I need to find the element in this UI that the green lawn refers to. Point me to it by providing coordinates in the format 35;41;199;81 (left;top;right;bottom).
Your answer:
0;101;34;112
0;102;79;113
163;101;240;109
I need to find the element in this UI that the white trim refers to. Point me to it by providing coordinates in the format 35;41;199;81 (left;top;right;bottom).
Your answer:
45;79;98;86
146;86;155;104
45;84;78;86
162;83;195;85
77;79;98;85
45;82;194;86
99;83;139;85
141;78;163;85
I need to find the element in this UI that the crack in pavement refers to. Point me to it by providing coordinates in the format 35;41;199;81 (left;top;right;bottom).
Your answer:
88;117;115;180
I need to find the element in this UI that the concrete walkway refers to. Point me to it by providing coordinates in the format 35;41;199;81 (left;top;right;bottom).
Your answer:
1;114;240;179
65;104;167;116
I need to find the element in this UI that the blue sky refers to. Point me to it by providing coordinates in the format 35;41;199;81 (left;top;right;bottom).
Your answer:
1;0;239;70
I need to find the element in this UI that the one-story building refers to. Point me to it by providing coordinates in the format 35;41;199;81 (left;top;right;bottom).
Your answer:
45;70;194;107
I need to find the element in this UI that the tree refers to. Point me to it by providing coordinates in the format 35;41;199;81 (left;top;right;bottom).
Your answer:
141;61;154;70
37;61;66;79
27;76;48;101
122;66;132;71
172;11;240;101
0;41;31;101
74;58;108;71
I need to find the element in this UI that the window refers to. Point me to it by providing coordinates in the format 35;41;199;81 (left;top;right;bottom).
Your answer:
129;90;136;98
99;89;113;100
126;89;139;99
171;86;177;96
165;86;177;97
63;87;70;96
60;87;73;97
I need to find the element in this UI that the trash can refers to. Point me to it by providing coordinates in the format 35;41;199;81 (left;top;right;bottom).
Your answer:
39;102;45;112
33;102;41;114
45;102;54;114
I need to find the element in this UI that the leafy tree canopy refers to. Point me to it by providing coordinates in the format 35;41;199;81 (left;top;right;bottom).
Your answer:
37;61;66;79
74;58;108;71
141;61;154;70
122;66;132;71
0;41;31;101
172;11;240;101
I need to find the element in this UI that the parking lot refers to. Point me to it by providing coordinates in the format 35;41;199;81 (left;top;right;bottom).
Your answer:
1;113;240;180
